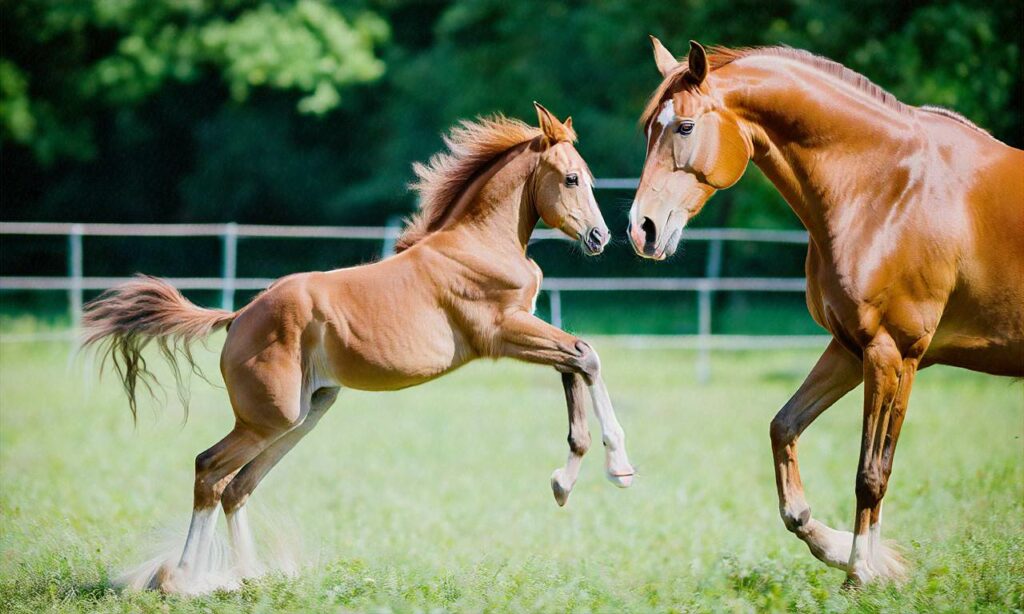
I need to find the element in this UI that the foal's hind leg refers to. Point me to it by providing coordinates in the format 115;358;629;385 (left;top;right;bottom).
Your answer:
162;425;279;593
770;340;862;570
550;373;591;506
221;386;341;576
157;359;302;593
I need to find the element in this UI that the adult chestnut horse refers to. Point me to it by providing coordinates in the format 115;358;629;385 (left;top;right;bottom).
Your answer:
629;39;1023;584
83;104;634;593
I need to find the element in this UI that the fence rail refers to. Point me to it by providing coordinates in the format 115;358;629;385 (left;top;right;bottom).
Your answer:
0;219;815;382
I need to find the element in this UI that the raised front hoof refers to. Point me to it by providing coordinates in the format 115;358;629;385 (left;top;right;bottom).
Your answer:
550;469;572;507
845;542;909;586
605;469;635;489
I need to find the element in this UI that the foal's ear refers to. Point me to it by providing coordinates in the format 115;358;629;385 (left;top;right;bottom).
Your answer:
534;101;573;143
686;40;709;85
650;35;678;78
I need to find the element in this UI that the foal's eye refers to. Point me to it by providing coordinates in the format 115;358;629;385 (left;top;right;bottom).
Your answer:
676;120;695;136
565;173;579;187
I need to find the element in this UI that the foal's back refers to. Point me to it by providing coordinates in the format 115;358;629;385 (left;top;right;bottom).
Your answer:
221;247;476;396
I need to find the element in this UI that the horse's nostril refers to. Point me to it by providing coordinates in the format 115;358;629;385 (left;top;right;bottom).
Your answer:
641;217;657;252
583;227;606;253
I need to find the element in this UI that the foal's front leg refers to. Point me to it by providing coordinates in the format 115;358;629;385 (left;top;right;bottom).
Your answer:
499;311;634;501
550;372;591;506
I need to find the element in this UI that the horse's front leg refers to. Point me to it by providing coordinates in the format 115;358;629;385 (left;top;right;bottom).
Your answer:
847;333;923;585
771;339;862;570
550;372;591;506
498;311;634;502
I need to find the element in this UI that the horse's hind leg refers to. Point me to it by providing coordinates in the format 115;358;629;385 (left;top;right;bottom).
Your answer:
770;340;862;570
162;425;279;593
550;373;591;506
221;386;340;576
156;357;303;593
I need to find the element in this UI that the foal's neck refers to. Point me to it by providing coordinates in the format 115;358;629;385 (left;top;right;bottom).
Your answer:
444;146;541;256
716;58;921;254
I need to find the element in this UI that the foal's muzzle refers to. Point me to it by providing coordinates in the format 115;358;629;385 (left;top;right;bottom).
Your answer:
582;226;609;255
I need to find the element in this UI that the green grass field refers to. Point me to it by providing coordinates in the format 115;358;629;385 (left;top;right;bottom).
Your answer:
1;335;1021;612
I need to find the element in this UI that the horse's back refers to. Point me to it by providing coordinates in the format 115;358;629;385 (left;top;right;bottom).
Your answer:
921;118;1024;375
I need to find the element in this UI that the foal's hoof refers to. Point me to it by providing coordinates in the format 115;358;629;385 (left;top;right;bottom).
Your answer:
606;469;635;488
550;469;572;507
150;561;185;594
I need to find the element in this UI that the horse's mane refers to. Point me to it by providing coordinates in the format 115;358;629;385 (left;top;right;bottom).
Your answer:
395;115;560;253
640;45;986;134
917;105;988;133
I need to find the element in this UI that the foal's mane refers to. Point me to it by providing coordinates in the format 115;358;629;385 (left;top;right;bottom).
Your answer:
641;46;986;134
396;115;562;253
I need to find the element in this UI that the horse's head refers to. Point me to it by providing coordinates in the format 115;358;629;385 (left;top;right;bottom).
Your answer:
629;38;753;260
531;102;609;256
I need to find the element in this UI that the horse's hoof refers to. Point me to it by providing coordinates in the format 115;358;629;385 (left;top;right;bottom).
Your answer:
872;540;909;582
847;541;909;585
149;561;184;594
606;469;634;488
550;470;571;506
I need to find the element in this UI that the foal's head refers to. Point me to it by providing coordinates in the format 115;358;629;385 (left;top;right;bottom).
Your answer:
629;38;753;260
531;102;609;255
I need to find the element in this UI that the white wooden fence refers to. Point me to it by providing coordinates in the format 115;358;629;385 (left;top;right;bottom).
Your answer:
0;216;825;381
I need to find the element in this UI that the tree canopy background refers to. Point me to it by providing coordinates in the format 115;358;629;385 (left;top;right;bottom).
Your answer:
0;0;1021;330
3;0;1020;228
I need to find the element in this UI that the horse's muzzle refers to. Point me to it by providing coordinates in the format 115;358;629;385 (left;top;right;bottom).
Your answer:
582;226;609;255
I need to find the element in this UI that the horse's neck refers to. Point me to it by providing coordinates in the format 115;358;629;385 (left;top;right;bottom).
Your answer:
435;150;539;258
719;59;921;253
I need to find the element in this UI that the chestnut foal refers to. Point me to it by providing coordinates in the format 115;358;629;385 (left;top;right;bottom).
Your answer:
83;104;634;593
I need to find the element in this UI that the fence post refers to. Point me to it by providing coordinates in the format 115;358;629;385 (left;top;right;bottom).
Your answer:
696;238;724;384
549;289;563;329
68;224;84;330
381;215;402;258
221;222;238;311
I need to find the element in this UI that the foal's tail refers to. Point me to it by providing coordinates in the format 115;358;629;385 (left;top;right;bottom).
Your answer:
81;275;236;422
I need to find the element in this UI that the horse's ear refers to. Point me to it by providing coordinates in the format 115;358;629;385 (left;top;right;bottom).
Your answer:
650;35;678;77
534;101;572;143
686;40;708;85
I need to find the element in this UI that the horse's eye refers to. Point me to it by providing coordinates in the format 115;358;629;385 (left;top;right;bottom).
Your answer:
676;120;695;136
565;174;579;187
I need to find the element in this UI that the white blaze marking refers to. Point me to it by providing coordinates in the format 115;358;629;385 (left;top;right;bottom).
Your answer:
647;100;675;145
656;99;676;131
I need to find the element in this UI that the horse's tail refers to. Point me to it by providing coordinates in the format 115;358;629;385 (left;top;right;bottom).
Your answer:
81;274;237;422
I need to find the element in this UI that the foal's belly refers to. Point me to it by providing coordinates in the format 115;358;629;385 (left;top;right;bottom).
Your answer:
321;309;476;391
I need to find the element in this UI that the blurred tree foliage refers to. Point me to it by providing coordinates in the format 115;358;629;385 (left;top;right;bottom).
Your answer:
1;0;1020;230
